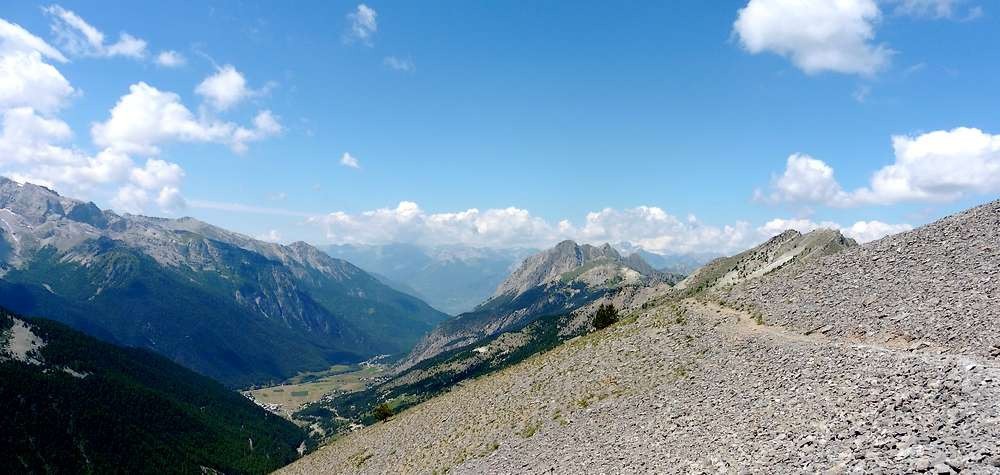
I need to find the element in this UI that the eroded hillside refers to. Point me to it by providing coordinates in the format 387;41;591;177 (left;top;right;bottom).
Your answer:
282;200;1000;474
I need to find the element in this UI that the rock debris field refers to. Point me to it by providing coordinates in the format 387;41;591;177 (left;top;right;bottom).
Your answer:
281;199;1000;474
281;300;1000;474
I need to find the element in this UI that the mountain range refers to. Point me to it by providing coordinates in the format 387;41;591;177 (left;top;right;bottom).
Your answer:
6;172;999;473
620;247;719;275
0;178;448;386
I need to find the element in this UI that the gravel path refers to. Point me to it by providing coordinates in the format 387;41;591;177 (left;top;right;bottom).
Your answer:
281;299;1000;474
723;199;1000;359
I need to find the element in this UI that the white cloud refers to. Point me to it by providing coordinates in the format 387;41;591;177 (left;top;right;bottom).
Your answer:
345;4;377;44
383;56;414;72
92;82;281;155
155;185;184;211
0;51;75;114
310;202;560;249
307;201;913;253
110;184;149;213
0;20;279;215
340;152;360;169
863;127;1000;203
754;154;852;206
155;50;185;67
103;33;146;58
129;158;183;190
93;82;231;154
841;220;914;242
43;5;147;59
256;229;283;243
757;217;912;243
574;206;753;255
196;65;252;110
757;128;1000;207
230;110;283;153
0;21;74;114
733;0;892;76
0;18;67;62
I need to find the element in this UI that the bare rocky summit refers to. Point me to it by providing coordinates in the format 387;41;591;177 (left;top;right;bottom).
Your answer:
675;228;857;293
400;240;666;369
283;199;1000;474
493;240;633;297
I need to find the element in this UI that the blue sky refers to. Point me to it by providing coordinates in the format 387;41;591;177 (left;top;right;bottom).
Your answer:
1;0;998;253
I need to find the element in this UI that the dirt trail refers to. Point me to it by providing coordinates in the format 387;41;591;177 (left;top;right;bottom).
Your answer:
694;298;1000;370
285;295;1000;474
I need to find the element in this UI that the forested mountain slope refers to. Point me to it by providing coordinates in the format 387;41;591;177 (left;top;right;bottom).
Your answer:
0;307;308;474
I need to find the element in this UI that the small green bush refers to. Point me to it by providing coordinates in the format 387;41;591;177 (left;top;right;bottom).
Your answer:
592;303;619;330
373;403;393;422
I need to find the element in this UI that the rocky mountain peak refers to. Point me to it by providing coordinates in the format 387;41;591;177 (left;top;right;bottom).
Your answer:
492;240;654;298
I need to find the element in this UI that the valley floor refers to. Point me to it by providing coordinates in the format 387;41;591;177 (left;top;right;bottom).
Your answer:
280;298;1000;474
246;364;385;418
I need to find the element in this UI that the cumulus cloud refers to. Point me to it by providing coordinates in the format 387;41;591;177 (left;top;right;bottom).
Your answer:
0;21;74;114
230;110;283;153
754;154;851;206
0;18;67;61
340;152;360;169
307;201;912;253
574;206;753;255
94;82;229;154
383;56;414;72
309;202;561;249
733;0;892;76
0;51;75;114
757;217;912;243
92;82;281;155
195;65;259;111
345;4;377;44
757;128;1000;207
155;50;185;67
43;5;147;59
0;19;279;215
256;229;283;243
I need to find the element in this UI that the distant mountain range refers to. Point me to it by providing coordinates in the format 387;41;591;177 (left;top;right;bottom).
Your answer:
627;248;719;275
0;178;448;387
320;243;534;315
0;306;307;473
